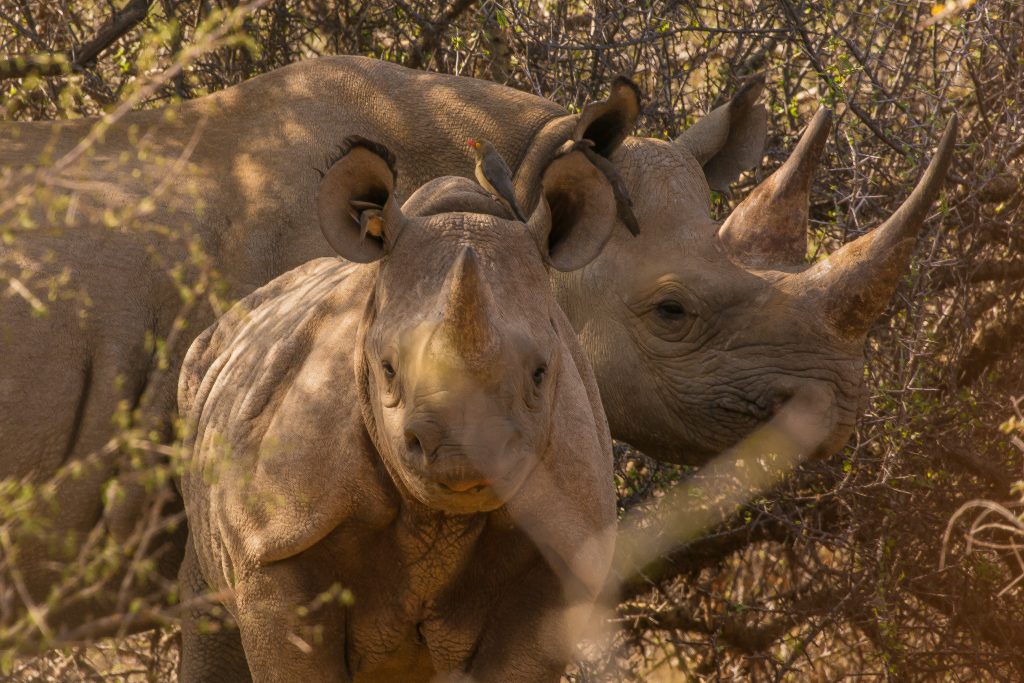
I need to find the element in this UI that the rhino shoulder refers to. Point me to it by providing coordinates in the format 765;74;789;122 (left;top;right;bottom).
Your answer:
180;257;381;575
178;257;357;424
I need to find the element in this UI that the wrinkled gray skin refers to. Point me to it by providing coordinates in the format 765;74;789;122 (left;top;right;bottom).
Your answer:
177;143;618;682
0;56;953;635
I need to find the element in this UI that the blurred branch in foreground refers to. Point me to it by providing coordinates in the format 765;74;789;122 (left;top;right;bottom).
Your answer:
0;0;156;80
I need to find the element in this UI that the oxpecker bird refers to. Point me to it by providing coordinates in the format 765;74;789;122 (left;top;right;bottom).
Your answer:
467;138;528;222
350;199;384;239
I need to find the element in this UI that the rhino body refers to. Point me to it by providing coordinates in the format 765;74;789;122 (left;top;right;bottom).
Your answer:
176;142;617;682
0;56;953;636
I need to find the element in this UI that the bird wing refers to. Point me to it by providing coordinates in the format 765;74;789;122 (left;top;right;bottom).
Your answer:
482;153;526;221
482;154;516;197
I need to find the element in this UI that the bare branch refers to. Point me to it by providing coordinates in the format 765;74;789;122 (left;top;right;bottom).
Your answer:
0;0;155;80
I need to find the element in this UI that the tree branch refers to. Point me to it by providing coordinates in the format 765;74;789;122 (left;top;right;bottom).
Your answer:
957;300;1024;386
616;515;794;603
402;0;477;70
776;0;915;160
932;259;1024;290
0;0;155;80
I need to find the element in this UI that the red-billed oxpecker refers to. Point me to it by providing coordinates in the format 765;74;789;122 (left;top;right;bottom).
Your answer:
467;137;528;222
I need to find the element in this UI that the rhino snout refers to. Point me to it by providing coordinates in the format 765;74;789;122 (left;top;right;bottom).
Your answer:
401;417;525;501
403;420;438;464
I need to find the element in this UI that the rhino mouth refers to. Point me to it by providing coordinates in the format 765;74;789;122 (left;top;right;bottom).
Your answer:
403;459;532;514
704;384;849;460
712;382;847;460
421;479;504;514
437;479;491;494
395;430;536;513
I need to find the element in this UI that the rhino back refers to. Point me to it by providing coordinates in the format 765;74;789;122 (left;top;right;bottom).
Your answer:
1;56;568;295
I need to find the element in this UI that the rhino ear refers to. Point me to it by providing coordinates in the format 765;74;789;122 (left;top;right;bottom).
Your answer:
529;144;617;272
572;76;642;158
317;137;404;263
676;75;767;195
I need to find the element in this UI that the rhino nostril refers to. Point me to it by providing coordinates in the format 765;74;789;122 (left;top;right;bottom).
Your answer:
753;390;793;419
405;431;420;451
750;397;768;417
405;431;427;462
718;390;795;422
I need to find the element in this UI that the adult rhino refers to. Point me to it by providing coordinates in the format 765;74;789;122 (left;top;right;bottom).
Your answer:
177;139;617;682
0;56;952;635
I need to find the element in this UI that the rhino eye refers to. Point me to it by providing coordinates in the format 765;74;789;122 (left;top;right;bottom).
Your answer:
532;365;547;388
381;360;396;379
655;300;687;320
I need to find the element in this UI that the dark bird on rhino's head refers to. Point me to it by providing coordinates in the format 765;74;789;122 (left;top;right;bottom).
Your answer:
467;137;528;222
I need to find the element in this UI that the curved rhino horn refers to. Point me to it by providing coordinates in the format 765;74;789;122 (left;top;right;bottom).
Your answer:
801;117;957;338
440;247;496;359
719;107;833;267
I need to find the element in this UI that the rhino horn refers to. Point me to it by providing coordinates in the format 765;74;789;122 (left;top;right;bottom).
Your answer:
440;247;496;359
801;117;957;338
719;107;833;267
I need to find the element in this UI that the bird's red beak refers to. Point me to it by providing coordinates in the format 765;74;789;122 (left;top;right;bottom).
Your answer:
466;138;479;149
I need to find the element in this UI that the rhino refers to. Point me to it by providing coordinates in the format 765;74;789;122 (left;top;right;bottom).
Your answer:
0;56;953;637
584;109;956;462
176;139;617;682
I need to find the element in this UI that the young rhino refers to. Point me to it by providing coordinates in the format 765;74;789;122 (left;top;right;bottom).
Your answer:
176;139;619;683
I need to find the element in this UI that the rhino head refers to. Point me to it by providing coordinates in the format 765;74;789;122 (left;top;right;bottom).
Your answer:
551;82;956;466
318;139;618;514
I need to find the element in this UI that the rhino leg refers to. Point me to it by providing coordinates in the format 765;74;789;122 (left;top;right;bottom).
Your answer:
178;535;252;683
462;562;574;683
0;309;170;625
233;559;348;683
